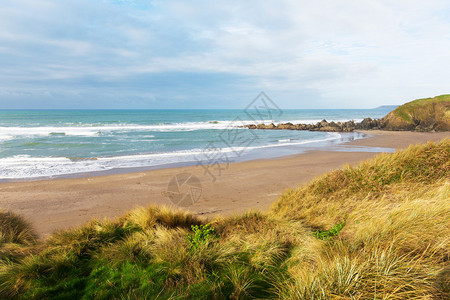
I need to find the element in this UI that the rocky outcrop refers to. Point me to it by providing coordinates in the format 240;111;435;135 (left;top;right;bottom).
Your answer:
245;95;449;132
356;118;383;130
245;118;383;132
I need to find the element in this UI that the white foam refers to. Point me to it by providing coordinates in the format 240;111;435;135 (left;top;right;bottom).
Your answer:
243;133;342;151
0;136;13;142
0;126;99;140
0;118;366;142
0;122;245;141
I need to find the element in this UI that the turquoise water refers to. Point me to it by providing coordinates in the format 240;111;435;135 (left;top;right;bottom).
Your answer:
0;109;391;179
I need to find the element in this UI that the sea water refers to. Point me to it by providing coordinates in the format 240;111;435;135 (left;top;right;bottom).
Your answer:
0;108;392;180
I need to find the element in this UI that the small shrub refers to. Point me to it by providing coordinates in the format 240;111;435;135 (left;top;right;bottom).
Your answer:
187;224;216;250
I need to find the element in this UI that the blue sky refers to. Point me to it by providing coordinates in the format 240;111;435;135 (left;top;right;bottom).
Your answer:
0;0;449;109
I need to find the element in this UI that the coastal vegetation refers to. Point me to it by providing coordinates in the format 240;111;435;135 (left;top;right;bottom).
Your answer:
0;139;449;299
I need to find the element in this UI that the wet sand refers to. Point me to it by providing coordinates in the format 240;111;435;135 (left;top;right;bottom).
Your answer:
0;130;448;238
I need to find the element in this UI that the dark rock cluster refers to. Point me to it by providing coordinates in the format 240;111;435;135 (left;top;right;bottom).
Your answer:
246;118;383;132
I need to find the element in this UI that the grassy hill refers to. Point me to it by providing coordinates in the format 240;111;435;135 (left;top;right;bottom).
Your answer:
382;94;450;131
0;139;449;299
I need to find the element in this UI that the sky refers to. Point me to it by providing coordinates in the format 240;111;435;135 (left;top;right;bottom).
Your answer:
0;0;449;109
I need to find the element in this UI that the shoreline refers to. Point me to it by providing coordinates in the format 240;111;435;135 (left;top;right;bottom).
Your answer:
0;131;366;183
0;130;448;238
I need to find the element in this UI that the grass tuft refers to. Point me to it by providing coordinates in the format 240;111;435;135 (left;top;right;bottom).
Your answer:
0;211;36;246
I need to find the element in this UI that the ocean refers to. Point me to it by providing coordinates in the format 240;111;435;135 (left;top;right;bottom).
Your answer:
0;108;393;180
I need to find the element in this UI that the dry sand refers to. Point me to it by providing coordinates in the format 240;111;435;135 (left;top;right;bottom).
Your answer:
0;130;448;238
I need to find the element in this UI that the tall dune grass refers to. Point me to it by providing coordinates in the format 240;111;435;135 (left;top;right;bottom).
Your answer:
0;139;448;299
0;211;36;246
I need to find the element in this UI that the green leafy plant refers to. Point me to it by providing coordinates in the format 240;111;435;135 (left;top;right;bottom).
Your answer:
314;222;345;240
187;224;216;250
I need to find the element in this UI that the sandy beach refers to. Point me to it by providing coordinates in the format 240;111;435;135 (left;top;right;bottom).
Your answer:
0;130;448;238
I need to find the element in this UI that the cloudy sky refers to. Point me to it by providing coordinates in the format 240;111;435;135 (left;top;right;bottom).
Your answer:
0;0;449;109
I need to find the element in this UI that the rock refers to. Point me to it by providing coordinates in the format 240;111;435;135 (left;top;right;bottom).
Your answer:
294;124;307;130
320;119;329;127
329;121;339;128
319;126;341;132
277;122;294;129
356;117;381;130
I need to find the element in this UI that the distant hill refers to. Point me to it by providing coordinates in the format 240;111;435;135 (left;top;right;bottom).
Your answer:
382;95;450;131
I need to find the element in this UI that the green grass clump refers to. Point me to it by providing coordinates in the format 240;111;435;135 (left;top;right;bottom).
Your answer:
0;139;449;299
313;222;344;240
187;224;216;250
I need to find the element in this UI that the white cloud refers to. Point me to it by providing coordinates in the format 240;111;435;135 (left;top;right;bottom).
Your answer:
0;0;449;108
